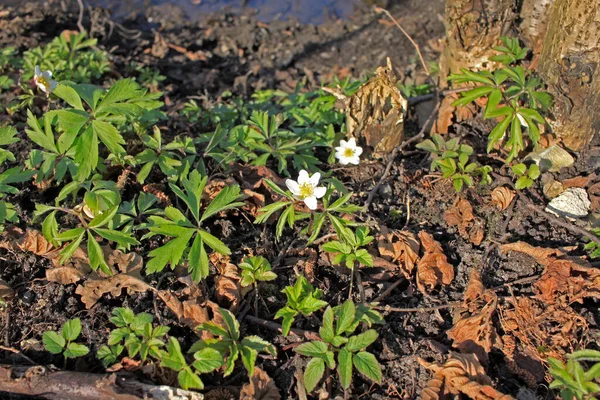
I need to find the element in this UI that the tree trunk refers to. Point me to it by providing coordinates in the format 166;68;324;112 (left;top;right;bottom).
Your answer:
439;0;516;83
537;0;600;150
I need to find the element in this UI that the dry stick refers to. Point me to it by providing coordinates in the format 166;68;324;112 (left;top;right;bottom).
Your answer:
374;6;429;76
373;302;459;313
520;195;600;246
364;103;440;209
0;346;36;365
244;315;310;337
372;277;406;303
76;0;85;33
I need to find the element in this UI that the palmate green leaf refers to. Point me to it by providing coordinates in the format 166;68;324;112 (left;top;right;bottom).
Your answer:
452;86;495;107
92;120;126;157
110;307;135;327
74;125;98;181
87;232;110;274
487;115;512;153
88;205;118;228
64;342;89;358
59;318;81;342
187;233;209;282
26;110;57;153
94;228;139;248
43;331;66;354
338;348;353;389
197;229;230;255
58;230;85;265
53;83;84;110
146;229;195;274
303;357;325;392
353;351;382;384
200;185;243;222
48;109;89;154
96;78;145;113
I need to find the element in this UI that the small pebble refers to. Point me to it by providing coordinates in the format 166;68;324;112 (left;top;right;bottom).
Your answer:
546;187;591;219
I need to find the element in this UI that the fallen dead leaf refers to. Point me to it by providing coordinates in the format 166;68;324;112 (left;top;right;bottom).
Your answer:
240;367;281;400
75;250;151;308
0;279;14;301
448;299;498;364
490;187;515;211
205;387;238;400
210;253;244;310
431;94;455;134
416;232;454;293
534;257;600;305
377;227;420;278
444;198;485;245
562;175;593;189
499;242;563;267
418;352;514;400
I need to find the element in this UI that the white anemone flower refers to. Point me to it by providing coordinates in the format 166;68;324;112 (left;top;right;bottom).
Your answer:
285;170;326;210
34;65;57;94
335;138;363;165
516;113;527;128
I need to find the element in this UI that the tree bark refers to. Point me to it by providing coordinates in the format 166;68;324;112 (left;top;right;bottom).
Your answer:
537;0;600;150
439;0;516;83
0;364;203;400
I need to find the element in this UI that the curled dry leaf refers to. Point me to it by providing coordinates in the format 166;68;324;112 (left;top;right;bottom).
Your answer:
377;227;419;278
210;253;246;311
499;242;563;267
240;367;281;400
431;94;455;134
416;232;454;293
501;335;544;387
534;257;600;305
75;250;150;309
444;198;485;246
490;187;515;211
448;269;498;364
205;388;238;400
0;228;90;284
418;352;514;400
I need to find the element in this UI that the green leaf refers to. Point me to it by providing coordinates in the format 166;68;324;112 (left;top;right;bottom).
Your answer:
487;116;512;153
74;125;98;181
353;351;382;384
338;348;353;389
178;367;204;390
64;342;89;358
452;86;494;106
197;229;230;255
58;231;85;265
528;164;540;180
87;232;110;273
219;308;240;341
346;329;378;352
515;176;531;190
200;184;243;222
415;139;437;153
162;337;186;371
88;205;118;228
240;346;258;377
319;307;335;343
43;331;65;354
94;228;140;247
61;318;82;341
512;163;527;176
92;120;125;157
187;233;209;281
192;348;224;373
53;84;84;110
303;357;325;392
42;211;59;246
336;299;356;336
295;341;329;357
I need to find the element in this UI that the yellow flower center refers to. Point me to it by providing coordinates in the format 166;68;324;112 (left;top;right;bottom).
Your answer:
343;148;355;158
36;76;50;89
298;183;314;198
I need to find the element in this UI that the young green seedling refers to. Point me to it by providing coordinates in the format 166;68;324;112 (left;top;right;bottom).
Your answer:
239;256;277;316
43;318;90;363
275;275;328;336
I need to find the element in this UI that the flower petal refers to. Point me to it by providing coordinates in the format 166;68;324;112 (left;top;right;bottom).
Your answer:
297;170;309;185
313;186;327;198
285;179;300;196
350;156;361;165
339;139;348;147
34;65;41;76
304;196;318;210
309;172;321;186
355;146;363;156
347;138;356;147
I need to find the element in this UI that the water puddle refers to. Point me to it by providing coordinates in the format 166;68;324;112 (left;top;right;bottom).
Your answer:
86;0;373;24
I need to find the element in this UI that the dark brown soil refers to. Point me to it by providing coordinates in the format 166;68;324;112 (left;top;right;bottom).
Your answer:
0;1;598;399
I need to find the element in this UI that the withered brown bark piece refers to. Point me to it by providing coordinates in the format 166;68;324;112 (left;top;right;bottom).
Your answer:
537;0;600;150
326;58;408;157
0;364;203;400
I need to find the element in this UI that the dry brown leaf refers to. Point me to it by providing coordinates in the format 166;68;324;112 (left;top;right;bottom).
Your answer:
431;94;456;134
534;257;600;305
75;250;150;309
150;31;169;58
499;242;563;267
205;388;238;400
490;187;515;211
240;367;281;400
447;298;497;364
210;253;244;310
0;279;14;301
377;227;420;278
418;352;514;400
444;198;485;245
416;232;454;293
562;175;594;189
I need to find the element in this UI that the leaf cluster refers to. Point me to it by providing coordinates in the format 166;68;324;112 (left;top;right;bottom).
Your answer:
322;226;374;269
549;349;600;400
275;275;328;336
294;300;384;392
43;318;90;359
511;162;540;190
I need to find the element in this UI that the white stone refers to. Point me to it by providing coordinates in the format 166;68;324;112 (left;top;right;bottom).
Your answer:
527;144;574;172
545;188;591;219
